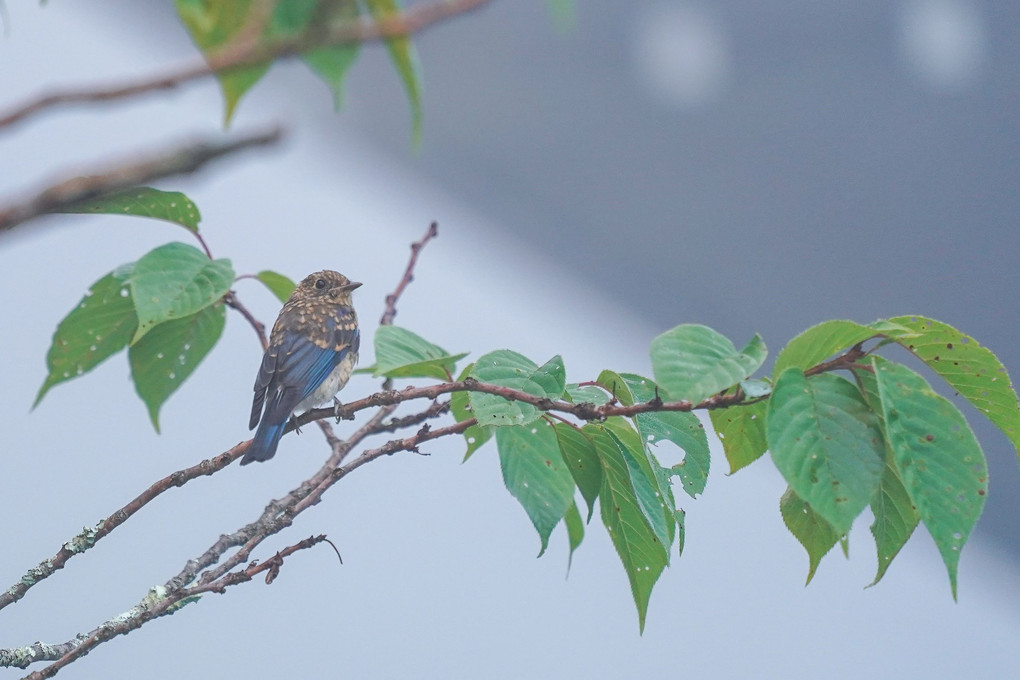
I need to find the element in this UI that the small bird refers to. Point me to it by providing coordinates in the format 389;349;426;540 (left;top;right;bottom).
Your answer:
242;270;361;465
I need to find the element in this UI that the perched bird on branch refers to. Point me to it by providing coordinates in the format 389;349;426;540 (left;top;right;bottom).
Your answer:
242;270;361;465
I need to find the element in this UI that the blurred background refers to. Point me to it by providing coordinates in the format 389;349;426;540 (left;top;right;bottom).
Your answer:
1;1;1018;678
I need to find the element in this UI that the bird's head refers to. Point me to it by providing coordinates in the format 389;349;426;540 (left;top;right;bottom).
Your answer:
294;270;362;305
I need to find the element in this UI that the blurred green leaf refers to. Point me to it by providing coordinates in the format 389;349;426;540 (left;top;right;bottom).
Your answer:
174;0;269;124
767;369;885;534
256;270;296;303
373;326;465;380
57;187;201;232
129;242;234;343
365;0;424;145
34;265;137;407
872;357;988;599
129;303;226;432
496;420;576;556
650;324;767;404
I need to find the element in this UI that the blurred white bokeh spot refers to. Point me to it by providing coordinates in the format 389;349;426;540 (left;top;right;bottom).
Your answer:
631;2;731;109
898;0;988;91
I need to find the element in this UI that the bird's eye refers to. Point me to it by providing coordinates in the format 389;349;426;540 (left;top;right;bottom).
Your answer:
315;278;327;290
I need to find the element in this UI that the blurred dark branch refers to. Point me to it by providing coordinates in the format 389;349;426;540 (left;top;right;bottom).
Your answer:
0;127;283;234
0;0;493;131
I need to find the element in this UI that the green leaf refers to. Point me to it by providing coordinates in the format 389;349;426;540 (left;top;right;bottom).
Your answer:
740;378;772;399
554;423;601;521
773;320;882;377
56;187;202;232
563;383;610;405
606;428;673;553
650;324;767;404
34;265;138;407
886;315;1020;459
451;363;491;461
373;326;465;380
708;400;769;474
271;0;360;109
174;0;270;124
129;303;226;432
129;243;234;343
675;508;686;559
780;487;841;584
868;457;920;586
595;369;635;405
854;360;921;586
495;421;576;556
586;424;668;632
468;351;564;427
564;500;584;571
255;270;296;303
767;369;885;534
872;357;988;598
365;0;424;145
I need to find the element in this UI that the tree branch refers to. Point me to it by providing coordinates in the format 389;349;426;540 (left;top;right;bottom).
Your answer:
0;0;494;132
0;127;283;234
380;221;439;326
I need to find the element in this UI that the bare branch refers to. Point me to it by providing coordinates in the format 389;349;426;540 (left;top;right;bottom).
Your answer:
0;444;246;612
380;221;439;326
0;127;283;234
0;0;494;132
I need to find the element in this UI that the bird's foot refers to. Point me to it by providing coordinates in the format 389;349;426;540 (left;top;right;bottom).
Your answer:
289;415;302;435
333;397;352;423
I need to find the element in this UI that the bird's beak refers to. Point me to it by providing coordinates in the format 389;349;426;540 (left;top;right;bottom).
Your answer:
342;281;363;292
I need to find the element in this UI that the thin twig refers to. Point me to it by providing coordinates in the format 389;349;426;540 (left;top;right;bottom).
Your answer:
0;127;283;234
380;221;439;326
0;0;493;132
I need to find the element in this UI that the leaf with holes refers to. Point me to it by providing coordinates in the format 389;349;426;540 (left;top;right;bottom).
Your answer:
650;324;767;404
767;369;885;534
130;243;234;343
886;315;1020;460
872;357;987;598
57;187;202;232
496;421;576;556
35;265;138;407
129;303;226;432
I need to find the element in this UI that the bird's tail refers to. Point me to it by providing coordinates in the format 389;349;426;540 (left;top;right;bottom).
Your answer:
241;420;285;465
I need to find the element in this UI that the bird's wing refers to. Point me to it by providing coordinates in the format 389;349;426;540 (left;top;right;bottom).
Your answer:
250;311;359;429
